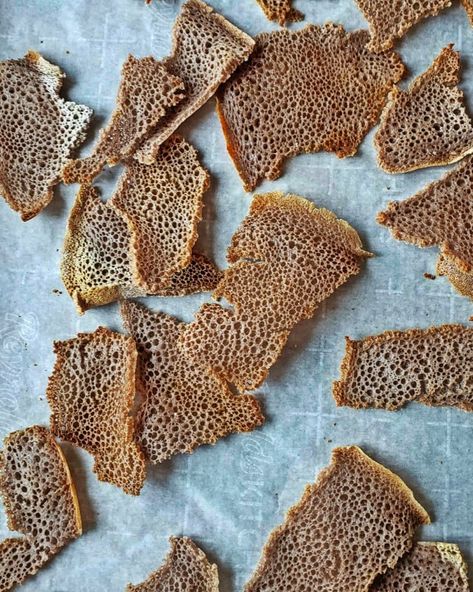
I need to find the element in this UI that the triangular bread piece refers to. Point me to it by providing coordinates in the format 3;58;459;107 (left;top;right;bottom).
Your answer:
371;542;470;591
0;51;92;220
437;254;473;300
245;446;429;592
158;252;222;297
125;536;219;592
0;426;81;591
46;327;146;495
63;55;185;184
217;24;404;191
333;324;473;411
375;45;473;173
135;0;254;164
121;300;263;464
255;0;303;25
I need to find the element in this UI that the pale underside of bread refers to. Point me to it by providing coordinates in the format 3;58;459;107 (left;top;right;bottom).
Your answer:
375;45;473;174
125;536;219;592
255;0;303;26
46;327;146;495
217;23;404;191
135;0;254;164
245;446;429;592
0;51;92;221
0;426;81;592
333;324;473;411
437;254;473;300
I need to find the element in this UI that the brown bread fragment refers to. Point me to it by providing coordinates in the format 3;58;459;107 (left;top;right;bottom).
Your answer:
46;327;146;495
217;24;404;191
135;0;254;164
437;255;473;300
0;426;82;592
0;51;92;220
245;446;429;592
255;0;303;25
333;324;473;411
462;0;473;24
125;536;219;592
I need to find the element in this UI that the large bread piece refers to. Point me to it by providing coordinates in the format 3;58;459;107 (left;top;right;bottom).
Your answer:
217;24;404;191
63;55;185;184
255;0;303;25
0;426;81;591
0;51;92;220
333;325;473;411
135;0;254;164
126;536;219;592
375;46;473;173
245;446;429;592
46;327;146;495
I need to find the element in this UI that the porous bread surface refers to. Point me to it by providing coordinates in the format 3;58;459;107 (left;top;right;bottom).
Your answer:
375;45;473;174
135;0;254;164
255;0;303;25
462;0;473;25
126;536;219;592
0;426;81;591
46;327;146;495
371;542;470;591
63;55;185;184
217;24;404;191
0;51;92;220
111;135;210;293
437;255;473;300
121;300;263;464
158;253;222;297
333;324;473;411
354;0;452;53
245;446;429;592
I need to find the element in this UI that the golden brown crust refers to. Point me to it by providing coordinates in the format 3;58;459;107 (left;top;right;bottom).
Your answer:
437;255;473;300
462;0;473;24
255;0;304;26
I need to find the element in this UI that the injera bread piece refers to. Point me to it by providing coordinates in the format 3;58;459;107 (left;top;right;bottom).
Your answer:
462;0;473;24
63;55;185;184
333;324;473;411
245;446;429;592
135;0;254;164
0;51;92;221
46;327;146;495
437;255;473;300
0;426;81;592
125;536;219;592
217;24;404;191
371;542;470;591
255;0;303;26
375;45;473;174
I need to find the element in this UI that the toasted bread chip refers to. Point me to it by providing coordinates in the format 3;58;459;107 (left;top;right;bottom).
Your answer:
0;426;81;591
245;446;429;592
135;0;254;164
46;327;146;495
63;55;185;184
437;255;473;300
462;0;473;24
333;325;473;411
121;300;263;464
375;46;473;173
126;536;219;592
217;24;404;191
371;542;470;591
158;252;223;297
255;0;303;25
0;51;92;220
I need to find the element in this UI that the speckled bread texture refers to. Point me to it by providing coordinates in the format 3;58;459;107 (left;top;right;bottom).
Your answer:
437;255;473;300
245;446;429;592
462;0;473;24
0;426;82;592
135;0;254;164
0;51;92;220
255;0;303;25
63;55;185;184
333;325;473;411
46;327;146;495
375;45;473;173
121;300;263;464
126;536;219;592
217;24;404;191
371;542;470;591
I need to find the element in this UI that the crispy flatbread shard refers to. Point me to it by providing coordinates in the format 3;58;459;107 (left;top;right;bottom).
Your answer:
159;253;222;297
462;0;473;24
46;327;146;495
245;446;429;592
371;542;470;591
255;0;303;25
121;300;263;464
135;0;254;164
437;255;473;300
63;55;185;184
375;46;473;174
217;24;404;191
0;426;81;592
126;537;219;592
0;51;92;221
333;325;473;411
